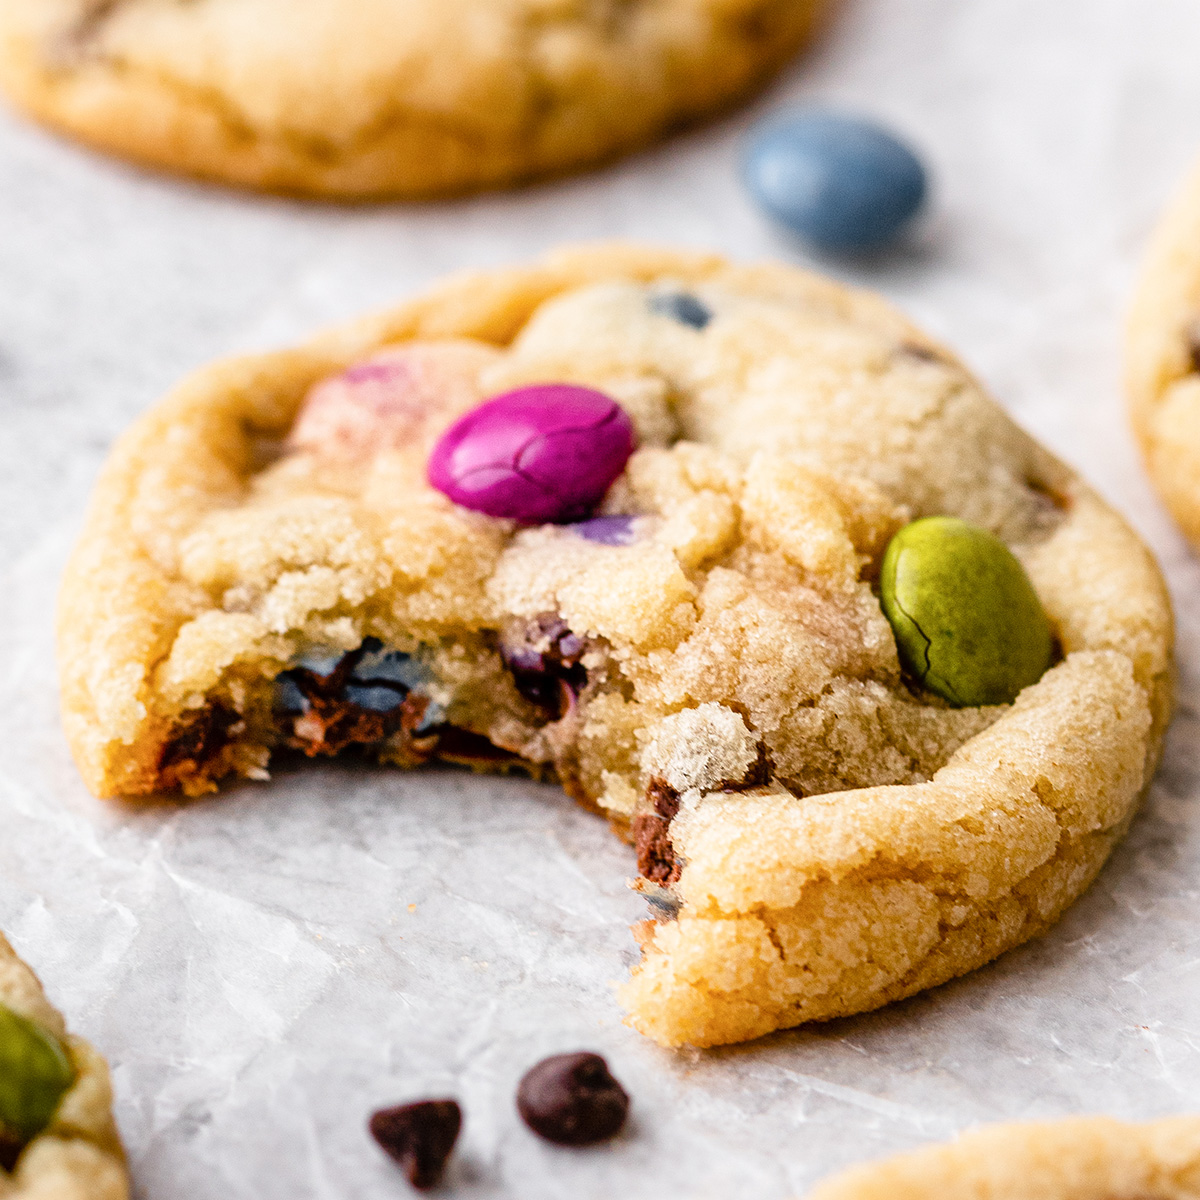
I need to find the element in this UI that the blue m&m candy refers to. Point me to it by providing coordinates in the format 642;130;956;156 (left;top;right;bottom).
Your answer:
743;110;927;253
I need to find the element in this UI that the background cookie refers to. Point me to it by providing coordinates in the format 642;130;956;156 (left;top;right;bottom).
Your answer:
57;244;1173;1049
809;1116;1200;1200
1128;160;1200;549
0;934;127;1200
0;0;827;199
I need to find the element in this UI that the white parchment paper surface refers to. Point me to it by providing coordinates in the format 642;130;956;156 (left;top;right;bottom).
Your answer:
4;1;1200;1196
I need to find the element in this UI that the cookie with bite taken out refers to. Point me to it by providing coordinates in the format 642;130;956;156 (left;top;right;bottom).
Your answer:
58;244;1173;1048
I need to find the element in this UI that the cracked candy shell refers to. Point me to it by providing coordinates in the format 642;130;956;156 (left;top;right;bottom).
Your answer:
426;384;634;523
880;515;1053;707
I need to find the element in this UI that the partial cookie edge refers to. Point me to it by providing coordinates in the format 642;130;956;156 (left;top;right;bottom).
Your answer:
1128;158;1200;548
0;932;128;1200
0;0;829;199
807;1115;1200;1200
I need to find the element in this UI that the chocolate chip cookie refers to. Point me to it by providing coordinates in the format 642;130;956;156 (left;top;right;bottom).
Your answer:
0;0;827;198
0;933;127;1197
58;244;1173;1048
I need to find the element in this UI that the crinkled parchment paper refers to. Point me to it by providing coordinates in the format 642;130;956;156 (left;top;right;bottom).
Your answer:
4;1;1200;1196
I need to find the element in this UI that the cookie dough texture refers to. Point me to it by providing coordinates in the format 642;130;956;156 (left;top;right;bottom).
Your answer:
58;244;1173;1048
1128;159;1200;549
0;0;827;199
0;935;127;1200
809;1116;1200;1200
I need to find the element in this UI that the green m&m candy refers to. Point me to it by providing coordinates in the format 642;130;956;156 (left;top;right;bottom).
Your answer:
880;516;1054;707
0;1002;74;1147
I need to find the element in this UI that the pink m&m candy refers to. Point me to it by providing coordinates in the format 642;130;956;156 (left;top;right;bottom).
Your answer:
290;342;500;459
427;384;635;524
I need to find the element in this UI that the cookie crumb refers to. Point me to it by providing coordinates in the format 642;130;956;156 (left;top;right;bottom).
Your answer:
641;704;760;793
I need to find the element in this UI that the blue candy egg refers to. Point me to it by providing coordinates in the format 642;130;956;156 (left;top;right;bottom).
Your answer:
743;111;927;253
648;291;712;330
343;683;408;713
273;673;310;715
352;639;427;690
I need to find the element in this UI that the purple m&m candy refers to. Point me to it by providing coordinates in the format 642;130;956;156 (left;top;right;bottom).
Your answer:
427;384;635;524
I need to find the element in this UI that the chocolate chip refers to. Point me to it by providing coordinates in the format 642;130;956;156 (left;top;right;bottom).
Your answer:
157;703;242;789
434;726;530;769
369;1099;461;1190
516;1053;629;1146
499;614;588;719
289;691;432;758
0;1129;23;1173
278;638;442;757
647;778;681;821
634;814;679;884
633;779;682;884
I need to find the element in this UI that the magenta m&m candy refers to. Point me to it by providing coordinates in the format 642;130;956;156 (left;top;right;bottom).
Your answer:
427;384;635;524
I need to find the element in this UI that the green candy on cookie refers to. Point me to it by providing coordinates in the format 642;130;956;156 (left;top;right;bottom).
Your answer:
881;516;1053;707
